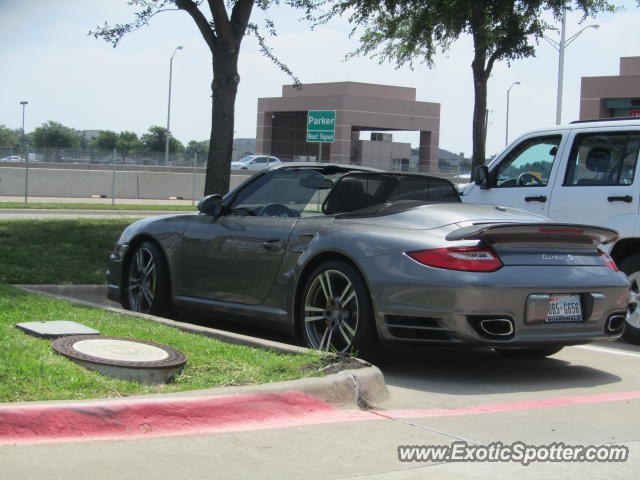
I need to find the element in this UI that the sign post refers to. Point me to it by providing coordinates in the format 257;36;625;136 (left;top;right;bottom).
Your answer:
306;110;336;162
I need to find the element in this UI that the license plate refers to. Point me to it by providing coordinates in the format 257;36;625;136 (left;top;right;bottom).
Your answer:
546;294;582;323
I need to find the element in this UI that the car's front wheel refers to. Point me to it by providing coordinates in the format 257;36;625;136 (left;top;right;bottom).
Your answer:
123;241;171;316
299;260;376;355
494;346;563;358
619;253;640;344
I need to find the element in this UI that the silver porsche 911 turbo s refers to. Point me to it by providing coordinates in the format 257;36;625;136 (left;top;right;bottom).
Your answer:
106;163;629;357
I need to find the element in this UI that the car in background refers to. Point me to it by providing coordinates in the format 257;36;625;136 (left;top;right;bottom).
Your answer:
231;155;281;171
107;163;628;358
0;155;25;162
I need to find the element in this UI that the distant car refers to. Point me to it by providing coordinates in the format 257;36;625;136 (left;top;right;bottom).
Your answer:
231;155;281;171
0;155;25;162
107;163;628;357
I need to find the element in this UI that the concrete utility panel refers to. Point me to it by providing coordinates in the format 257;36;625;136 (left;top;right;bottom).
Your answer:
15;320;100;339
52;335;187;385
256;82;440;172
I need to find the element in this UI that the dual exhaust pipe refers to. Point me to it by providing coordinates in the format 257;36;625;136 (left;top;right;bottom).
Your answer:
477;318;514;338
605;315;625;334
476;314;625;338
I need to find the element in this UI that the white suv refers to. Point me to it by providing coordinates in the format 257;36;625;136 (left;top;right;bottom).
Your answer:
462;118;640;343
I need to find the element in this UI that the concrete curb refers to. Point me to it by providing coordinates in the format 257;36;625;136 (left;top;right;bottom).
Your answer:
6;285;389;443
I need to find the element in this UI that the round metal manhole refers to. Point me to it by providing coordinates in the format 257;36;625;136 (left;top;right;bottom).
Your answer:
52;335;187;385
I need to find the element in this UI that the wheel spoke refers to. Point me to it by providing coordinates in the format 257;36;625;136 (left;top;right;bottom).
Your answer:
142;287;153;307
305;315;324;323
305;306;324;313
340;289;356;308
136;291;144;312
338;280;353;304
338;325;352;345
342;321;356;338
136;250;144;273
323;272;334;299
144;261;155;278
317;274;330;303
318;328;330;351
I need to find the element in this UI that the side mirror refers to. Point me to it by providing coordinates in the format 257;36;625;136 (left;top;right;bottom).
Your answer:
474;165;490;189
197;194;224;216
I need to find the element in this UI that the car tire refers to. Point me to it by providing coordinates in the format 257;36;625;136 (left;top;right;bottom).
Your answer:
619;253;640;344
123;241;172;316
494;346;563;358
299;260;377;356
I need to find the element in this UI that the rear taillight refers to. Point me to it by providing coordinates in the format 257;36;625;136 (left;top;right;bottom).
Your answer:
598;250;619;272
407;247;503;272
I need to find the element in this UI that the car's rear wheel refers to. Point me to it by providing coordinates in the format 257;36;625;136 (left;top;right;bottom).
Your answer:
494;346;563;358
124;241;171;316
299;260;376;355
619;253;640;344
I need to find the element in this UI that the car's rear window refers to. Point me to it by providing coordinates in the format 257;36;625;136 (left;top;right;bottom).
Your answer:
323;173;460;215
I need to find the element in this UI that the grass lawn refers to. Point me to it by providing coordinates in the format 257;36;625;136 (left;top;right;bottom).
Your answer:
0;285;324;402
0;219;134;284
0;202;195;211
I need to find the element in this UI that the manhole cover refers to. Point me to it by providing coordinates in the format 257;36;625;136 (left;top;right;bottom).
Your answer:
52;335;186;385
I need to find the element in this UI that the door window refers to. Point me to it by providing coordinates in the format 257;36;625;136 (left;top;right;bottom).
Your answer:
494;135;561;188
563;132;640;186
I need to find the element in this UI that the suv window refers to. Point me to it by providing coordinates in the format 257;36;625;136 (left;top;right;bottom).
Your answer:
563;132;640;186
494;135;561;188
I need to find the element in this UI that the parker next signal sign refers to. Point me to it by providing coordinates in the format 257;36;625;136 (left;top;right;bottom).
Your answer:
306;110;336;143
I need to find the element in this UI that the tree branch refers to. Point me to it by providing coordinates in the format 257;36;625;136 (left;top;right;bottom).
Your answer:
230;0;255;45
174;0;218;53
207;0;234;45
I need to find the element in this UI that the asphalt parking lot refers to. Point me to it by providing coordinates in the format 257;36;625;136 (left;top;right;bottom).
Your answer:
2;287;638;479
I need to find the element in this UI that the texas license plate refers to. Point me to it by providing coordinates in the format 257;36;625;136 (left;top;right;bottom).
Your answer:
546;295;582;323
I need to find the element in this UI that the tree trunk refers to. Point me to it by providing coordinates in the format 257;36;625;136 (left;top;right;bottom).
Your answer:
204;53;240;196
471;65;487;175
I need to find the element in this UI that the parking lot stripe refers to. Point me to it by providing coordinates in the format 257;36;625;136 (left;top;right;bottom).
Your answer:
575;345;640;358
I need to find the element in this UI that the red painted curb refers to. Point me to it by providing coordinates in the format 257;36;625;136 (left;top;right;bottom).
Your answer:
0;391;365;445
3;390;639;446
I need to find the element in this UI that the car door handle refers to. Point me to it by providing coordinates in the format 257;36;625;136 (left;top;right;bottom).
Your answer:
607;195;632;203
525;195;547;203
262;239;284;251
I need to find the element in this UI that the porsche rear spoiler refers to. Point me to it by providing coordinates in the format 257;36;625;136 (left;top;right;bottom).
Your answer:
445;223;618;247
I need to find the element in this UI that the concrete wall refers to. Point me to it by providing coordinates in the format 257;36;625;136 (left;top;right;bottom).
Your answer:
0;167;249;200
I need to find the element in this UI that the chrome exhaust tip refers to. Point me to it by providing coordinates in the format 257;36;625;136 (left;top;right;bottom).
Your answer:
605;315;625;334
479;318;514;337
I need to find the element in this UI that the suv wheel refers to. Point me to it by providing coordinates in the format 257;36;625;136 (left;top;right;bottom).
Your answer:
619;253;640;344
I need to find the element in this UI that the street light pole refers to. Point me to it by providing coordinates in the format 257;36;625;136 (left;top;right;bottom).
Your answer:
505;82;521;146
543;7;599;125
555;8;566;125
165;45;183;166
20;100;28;203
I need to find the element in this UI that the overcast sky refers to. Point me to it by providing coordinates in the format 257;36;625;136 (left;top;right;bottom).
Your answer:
1;0;639;157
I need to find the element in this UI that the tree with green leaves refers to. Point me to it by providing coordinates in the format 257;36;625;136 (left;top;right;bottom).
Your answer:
185;139;209;156
116;131;143;163
141;125;184;154
91;0;314;194
0;126;21;149
90;130;119;150
323;0;615;173
32;121;81;149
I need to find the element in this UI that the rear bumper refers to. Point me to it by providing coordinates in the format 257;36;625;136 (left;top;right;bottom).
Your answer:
359;254;629;349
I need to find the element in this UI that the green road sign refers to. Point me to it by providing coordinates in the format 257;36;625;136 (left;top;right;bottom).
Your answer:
306;110;336;143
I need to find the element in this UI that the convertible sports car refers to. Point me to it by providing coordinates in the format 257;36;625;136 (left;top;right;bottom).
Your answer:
107;163;629;357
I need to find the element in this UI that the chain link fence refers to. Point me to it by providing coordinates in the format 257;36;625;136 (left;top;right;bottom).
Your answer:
0;147;472;202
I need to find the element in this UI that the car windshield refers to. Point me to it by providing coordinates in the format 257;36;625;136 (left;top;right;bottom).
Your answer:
237;156;256;163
